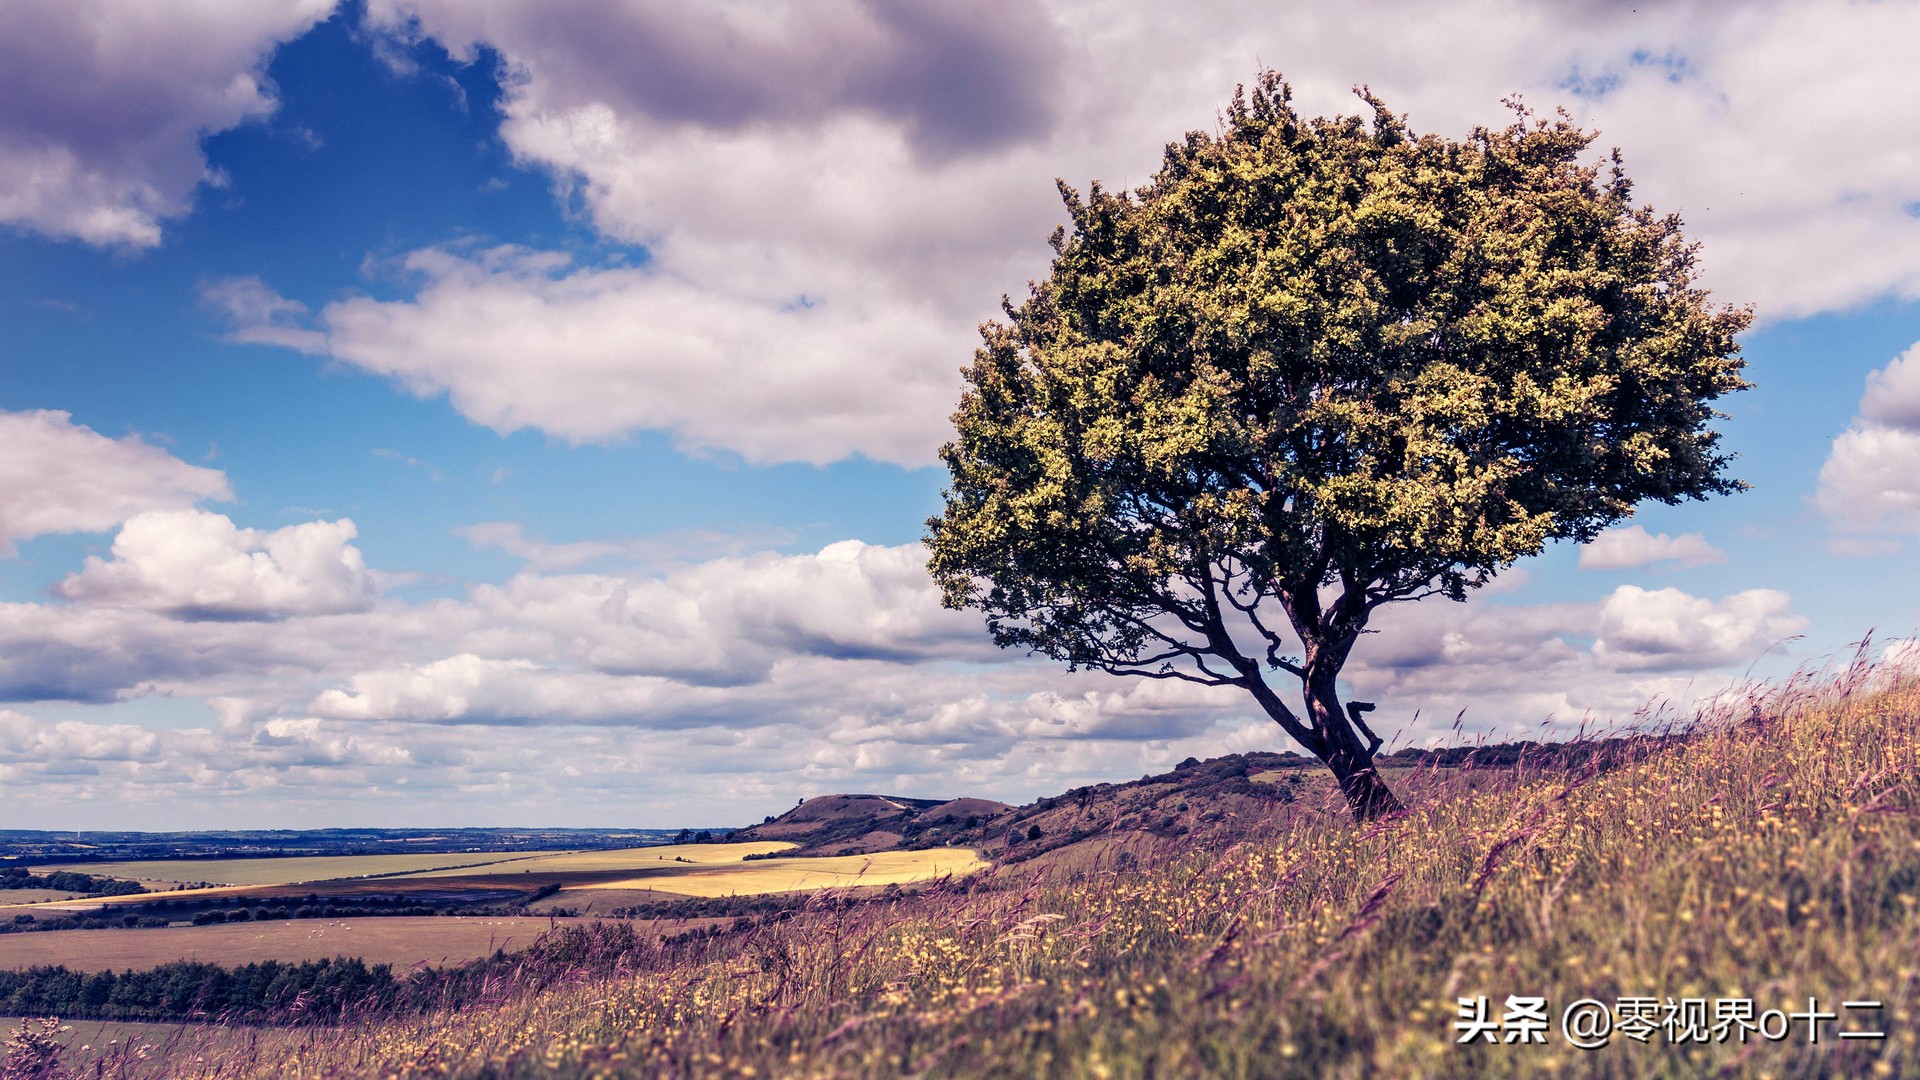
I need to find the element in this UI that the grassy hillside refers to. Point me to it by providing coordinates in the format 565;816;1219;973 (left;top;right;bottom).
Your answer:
11;660;1918;1078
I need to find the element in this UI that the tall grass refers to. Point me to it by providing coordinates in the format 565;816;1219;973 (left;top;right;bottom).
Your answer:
23;655;1920;1078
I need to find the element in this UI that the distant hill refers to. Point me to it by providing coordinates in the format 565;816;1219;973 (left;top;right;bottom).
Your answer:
731;794;1013;855
729;753;1319;863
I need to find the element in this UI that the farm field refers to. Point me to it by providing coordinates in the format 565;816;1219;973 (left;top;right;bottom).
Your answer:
402;841;796;878
0;843;811;914
32;850;568;887
573;847;988;897
0;917;594;972
0;888;78;904
0;842;982;924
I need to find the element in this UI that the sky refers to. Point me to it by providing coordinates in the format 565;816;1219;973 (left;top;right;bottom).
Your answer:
2;0;1919;831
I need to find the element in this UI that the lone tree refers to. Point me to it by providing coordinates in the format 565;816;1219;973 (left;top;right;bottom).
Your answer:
925;74;1751;819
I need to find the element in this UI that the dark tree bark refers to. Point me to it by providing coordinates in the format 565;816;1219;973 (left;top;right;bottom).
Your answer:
1301;663;1403;820
1251;584;1407;821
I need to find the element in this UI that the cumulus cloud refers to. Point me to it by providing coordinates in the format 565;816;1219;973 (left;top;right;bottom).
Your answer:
1817;341;1920;540
55;509;378;620
460;540;991;684
0;0;332;246
0;409;230;550
1591;586;1803;673
6;521;1810;741
1860;342;1920;429
1578;525;1727;571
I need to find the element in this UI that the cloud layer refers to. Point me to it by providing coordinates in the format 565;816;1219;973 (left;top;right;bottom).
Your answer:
0;511;1811;824
217;0;1911;464
14;2;1920;466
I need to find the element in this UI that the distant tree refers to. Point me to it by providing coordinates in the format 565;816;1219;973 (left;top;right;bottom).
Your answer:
927;73;1751;819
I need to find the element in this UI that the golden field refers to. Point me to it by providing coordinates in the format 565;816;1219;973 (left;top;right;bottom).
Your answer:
403;842;798;878
572;848;990;897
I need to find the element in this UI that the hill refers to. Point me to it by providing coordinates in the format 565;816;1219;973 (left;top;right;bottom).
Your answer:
738;735;1682;877
732;794;1012;855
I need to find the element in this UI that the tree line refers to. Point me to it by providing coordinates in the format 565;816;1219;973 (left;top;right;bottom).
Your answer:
0;921;691;1025
0;868;144;897
0;957;394;1023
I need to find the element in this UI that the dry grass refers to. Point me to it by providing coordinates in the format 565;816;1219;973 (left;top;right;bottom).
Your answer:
12;653;1919;1078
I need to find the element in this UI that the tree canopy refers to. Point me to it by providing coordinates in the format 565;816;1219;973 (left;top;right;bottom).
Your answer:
925;73;1751;819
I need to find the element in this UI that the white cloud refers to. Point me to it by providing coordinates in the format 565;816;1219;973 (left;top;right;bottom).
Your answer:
0;409;230;550
1591;585;1803;673
1861;342;1920;429
201;276;327;352
1818;425;1920;535
1333;581;1809;739
0;709;161;763
1885;638;1920;671
1817;341;1920;539
0;0;333;247
55;509;378;620
317;246;961;464
460;540;991;684
1578;525;1727;570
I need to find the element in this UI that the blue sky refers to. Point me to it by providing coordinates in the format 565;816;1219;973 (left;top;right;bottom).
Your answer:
2;0;1918;829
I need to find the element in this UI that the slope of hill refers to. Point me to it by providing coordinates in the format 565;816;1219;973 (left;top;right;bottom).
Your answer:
739;733;1693;875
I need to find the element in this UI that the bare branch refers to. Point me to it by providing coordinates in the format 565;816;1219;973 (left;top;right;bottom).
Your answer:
1100;663;1238;687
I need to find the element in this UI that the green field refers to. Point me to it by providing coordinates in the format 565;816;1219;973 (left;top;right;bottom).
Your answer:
0;888;79;904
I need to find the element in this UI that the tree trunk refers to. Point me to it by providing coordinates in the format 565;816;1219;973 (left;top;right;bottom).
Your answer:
1302;662;1404;821
1326;753;1401;820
